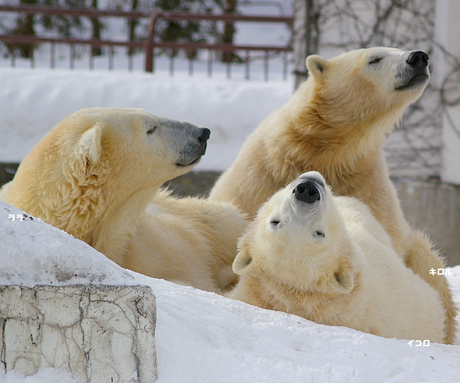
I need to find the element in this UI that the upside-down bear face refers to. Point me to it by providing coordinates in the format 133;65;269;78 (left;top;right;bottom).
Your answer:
233;171;354;293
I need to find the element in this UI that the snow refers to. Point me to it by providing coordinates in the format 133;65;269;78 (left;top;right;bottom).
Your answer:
1;201;460;383
0;67;292;170
0;202;135;288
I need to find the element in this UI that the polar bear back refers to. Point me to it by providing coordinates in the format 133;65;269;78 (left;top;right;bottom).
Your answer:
336;196;445;342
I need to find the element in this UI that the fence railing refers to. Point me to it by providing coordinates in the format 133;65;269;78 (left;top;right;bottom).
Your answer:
0;5;293;80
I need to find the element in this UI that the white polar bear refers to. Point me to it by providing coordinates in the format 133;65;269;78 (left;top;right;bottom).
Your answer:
210;46;457;344
1;108;246;292
228;171;446;342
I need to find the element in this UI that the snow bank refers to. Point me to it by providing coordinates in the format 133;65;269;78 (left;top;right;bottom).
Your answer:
1;200;460;383
0;68;292;171
0;201;135;287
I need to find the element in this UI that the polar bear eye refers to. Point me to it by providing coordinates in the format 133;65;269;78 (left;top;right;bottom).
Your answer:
147;126;156;135
270;219;280;227
368;57;383;64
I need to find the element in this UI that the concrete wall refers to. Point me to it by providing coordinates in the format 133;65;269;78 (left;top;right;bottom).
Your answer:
434;0;460;185
0;285;157;383
393;178;460;266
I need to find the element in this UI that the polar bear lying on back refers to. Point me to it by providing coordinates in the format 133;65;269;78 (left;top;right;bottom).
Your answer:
228;172;445;342
1;108;246;292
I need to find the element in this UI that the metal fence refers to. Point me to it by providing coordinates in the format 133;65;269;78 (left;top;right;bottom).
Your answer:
0;5;293;81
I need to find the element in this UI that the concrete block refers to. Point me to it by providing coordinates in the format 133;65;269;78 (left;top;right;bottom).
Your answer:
0;285;157;383
394;179;460;266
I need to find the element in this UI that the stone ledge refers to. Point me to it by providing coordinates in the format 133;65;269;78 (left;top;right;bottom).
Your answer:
0;284;157;383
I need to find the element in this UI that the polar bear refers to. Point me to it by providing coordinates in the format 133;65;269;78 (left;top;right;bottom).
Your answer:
1;108;246;292
210;47;457;343
228;172;446;343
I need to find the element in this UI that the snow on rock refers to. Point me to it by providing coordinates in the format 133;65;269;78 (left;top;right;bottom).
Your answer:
0;68;292;171
1;200;460;382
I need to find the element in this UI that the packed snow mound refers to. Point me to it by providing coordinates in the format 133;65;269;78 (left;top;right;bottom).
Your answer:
0;201;135;287
1;200;460;383
0;68;292;171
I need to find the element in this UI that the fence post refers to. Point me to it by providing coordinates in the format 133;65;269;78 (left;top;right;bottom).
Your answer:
11;44;15;68
264;50;269;81
207;50;213;78
145;12;159;73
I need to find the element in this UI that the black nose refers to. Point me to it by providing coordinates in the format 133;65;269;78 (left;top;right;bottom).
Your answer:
199;128;211;142
407;51;429;69
294;181;320;204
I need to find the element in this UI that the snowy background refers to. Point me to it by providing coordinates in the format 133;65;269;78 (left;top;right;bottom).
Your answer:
1;200;460;383
0;67;292;170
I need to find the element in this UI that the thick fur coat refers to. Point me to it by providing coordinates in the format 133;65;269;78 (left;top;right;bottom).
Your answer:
228;172;446;343
1;108;246;292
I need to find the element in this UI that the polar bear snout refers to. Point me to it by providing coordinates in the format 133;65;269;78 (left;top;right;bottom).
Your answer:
198;127;211;142
194;127;211;156
294;181;321;204
396;50;430;91
406;51;428;69
176;126;211;167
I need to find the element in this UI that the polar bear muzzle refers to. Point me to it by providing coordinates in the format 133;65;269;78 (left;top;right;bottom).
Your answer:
396;50;429;91
294;181;321;204
176;127;211;167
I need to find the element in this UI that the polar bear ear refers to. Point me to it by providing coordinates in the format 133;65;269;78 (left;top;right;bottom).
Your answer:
232;240;255;276
328;265;354;294
76;125;103;164
70;124;103;179
306;55;329;79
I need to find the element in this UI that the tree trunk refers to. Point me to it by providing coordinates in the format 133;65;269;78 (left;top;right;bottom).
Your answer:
14;0;37;58
293;0;319;89
128;0;139;56
222;0;237;63
90;0;102;56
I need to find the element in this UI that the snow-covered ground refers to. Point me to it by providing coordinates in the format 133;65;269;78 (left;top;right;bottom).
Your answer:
1;200;460;383
0;67;292;170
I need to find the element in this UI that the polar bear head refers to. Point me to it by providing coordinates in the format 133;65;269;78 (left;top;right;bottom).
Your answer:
304;47;429;129
60;107;210;187
233;171;356;294
5;107;210;241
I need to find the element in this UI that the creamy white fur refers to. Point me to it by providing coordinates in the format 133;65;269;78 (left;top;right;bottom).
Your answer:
229;172;446;342
1;108;246;292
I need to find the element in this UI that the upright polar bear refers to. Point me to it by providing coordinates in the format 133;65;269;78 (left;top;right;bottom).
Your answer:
228;172;446;343
1;108;246;292
210;47;457;343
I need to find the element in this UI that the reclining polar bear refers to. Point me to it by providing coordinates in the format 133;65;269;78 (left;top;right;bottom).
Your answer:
1;108;246;292
228;172;445;342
